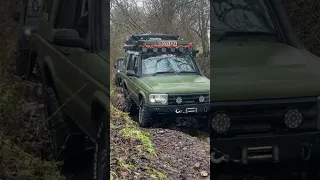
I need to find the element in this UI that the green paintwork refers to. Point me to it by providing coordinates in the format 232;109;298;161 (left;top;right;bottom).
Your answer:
141;75;209;93
211;41;320;101
121;54;210;106
33;0;109;140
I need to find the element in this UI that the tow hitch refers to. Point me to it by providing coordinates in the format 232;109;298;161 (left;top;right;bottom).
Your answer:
211;148;241;164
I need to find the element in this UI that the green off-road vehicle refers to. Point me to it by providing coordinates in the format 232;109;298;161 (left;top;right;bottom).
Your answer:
113;57;123;86
31;0;109;179
13;0;42;77
120;34;210;127
211;0;320;178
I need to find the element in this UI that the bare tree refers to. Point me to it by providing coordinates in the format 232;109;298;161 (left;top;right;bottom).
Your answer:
110;0;210;59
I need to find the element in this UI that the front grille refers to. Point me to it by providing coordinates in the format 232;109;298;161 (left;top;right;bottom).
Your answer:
211;97;318;136
168;93;209;105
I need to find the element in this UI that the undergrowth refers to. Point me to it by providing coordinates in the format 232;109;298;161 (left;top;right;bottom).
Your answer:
0;46;64;180
0;1;64;179
110;65;167;179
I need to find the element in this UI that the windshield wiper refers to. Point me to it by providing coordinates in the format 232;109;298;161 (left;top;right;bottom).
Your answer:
176;71;197;75
217;31;279;42
152;71;176;76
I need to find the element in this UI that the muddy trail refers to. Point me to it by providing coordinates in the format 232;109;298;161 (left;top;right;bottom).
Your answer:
110;86;210;179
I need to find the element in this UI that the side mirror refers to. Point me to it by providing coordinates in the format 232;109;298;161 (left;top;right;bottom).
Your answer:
192;50;200;57
13;11;20;22
114;63;117;68
126;70;137;77
52;29;85;48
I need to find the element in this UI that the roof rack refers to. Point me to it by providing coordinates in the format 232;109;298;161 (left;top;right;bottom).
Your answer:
124;33;194;53
125;33;179;43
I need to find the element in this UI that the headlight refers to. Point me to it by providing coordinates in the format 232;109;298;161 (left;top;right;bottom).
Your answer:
149;94;168;104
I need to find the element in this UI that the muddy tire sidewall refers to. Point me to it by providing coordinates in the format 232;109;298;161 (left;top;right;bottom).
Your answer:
44;87;70;160
138;99;152;127
93;113;108;180
123;88;132;112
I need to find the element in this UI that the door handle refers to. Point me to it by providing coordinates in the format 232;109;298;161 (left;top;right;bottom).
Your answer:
61;48;69;56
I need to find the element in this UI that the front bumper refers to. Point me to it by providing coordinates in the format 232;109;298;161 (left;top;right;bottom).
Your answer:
212;132;320;172
145;103;210;116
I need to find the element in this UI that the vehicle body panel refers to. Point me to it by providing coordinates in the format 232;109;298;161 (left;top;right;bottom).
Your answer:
141;75;210;94
211;42;320;101
34;0;109;140
121;47;210;116
211;0;320;168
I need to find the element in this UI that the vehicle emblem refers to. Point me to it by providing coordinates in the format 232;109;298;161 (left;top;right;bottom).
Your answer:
176;97;182;104
199;96;205;103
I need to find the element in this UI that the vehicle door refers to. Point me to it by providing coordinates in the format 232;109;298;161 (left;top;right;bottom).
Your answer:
40;0;102;135
122;53;132;87
131;55;141;103
125;54;138;101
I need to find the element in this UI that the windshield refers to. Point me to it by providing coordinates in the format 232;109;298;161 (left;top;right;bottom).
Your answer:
141;54;198;76
212;0;277;35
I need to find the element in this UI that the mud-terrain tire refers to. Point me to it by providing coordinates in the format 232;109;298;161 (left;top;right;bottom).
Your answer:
16;50;33;77
138;99;153;127
44;87;86;167
123;88;137;116
44;87;70;159
93;112;108;180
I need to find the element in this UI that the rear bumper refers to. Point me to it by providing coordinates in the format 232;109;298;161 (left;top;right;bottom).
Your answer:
212;132;320;172
145;103;210;116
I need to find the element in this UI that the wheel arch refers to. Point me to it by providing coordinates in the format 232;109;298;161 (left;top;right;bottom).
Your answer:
91;91;109;133
138;90;147;104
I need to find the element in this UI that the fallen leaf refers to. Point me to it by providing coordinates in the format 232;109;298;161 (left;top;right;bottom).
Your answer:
118;170;129;176
194;162;200;169
200;170;208;177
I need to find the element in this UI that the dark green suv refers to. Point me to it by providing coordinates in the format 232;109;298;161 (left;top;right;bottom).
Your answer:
13;0;42;77
120;34;210;127
211;0;320;177
32;0;109;179
114;57;123;86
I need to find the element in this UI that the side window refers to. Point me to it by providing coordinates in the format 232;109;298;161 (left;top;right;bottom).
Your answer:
123;54;128;68
133;56;139;73
55;0;88;38
127;55;136;71
126;54;133;70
